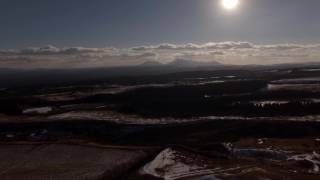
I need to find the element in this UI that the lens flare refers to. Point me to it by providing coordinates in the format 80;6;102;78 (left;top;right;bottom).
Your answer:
222;0;239;10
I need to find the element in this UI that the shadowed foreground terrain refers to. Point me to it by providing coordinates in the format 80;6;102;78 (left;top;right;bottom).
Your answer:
1;65;320;179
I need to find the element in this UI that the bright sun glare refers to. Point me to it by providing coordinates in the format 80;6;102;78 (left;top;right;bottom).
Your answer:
222;0;239;10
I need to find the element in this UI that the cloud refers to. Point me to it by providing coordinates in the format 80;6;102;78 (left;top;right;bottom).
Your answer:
0;42;320;69
0;45;116;56
258;44;320;51
131;42;255;51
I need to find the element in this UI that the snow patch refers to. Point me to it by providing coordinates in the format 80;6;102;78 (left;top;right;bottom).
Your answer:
288;152;320;173
141;148;217;180
23;107;52;115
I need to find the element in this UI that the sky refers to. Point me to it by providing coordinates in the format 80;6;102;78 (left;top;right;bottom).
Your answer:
1;0;320;68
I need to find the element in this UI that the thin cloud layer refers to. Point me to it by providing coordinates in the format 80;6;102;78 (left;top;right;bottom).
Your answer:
0;42;320;69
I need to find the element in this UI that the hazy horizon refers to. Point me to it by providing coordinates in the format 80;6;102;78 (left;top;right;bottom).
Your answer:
0;42;320;69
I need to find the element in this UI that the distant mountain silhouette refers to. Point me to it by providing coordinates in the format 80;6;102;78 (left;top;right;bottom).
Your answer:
139;61;164;67
166;59;221;68
2;61;320;88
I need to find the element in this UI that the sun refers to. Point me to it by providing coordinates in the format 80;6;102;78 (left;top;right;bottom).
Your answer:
222;0;239;10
